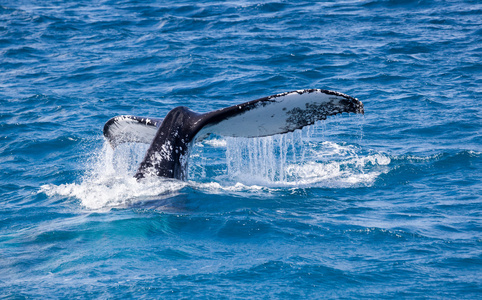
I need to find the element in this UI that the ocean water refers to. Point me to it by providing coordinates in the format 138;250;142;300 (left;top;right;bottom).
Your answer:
1;0;481;298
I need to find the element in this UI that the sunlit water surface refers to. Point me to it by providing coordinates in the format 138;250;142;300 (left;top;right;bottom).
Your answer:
1;0;480;298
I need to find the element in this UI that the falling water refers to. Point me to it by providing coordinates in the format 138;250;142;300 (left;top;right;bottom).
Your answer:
225;131;307;183
189;120;390;187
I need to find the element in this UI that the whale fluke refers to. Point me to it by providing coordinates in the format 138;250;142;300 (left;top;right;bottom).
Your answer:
103;116;163;147
103;89;364;180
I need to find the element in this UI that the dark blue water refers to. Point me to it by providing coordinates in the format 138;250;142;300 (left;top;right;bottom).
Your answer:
1;0;481;298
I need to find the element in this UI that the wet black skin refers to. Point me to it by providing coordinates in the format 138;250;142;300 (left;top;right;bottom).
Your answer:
135;106;200;180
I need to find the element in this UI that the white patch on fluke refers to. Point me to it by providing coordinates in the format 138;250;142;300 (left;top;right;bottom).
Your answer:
105;116;160;146
197;90;358;138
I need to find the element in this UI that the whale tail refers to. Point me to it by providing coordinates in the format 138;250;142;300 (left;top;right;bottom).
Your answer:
103;89;364;180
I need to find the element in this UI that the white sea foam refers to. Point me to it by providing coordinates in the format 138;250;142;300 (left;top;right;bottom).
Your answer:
42;126;391;209
222;132;391;188
41;142;187;210
203;138;227;147
41;177;186;210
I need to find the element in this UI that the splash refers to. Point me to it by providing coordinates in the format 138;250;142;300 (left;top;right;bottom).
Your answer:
43;120;390;209
41;142;187;210
222;133;390;187
190;121;390;188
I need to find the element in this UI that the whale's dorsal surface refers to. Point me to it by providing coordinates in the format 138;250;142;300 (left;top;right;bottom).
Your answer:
103;89;364;180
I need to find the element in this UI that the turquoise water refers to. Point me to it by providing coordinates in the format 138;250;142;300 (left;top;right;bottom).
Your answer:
1;0;481;298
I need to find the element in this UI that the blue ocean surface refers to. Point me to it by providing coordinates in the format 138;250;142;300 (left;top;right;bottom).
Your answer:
1;0;481;298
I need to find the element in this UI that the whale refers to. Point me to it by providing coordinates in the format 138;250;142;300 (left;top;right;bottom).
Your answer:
103;89;364;180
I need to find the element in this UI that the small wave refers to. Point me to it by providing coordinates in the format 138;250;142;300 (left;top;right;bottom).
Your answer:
41;177;186;211
193;181;273;195
395;150;481;164
202;138;227;147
